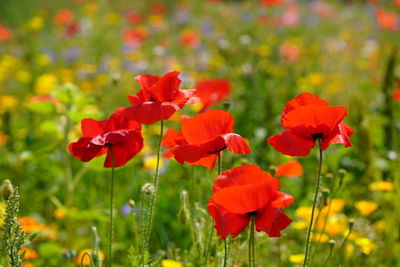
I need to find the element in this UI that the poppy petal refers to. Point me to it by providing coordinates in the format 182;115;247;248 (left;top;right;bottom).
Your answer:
282;92;328;117
274;161;303;178
173;144;208;164
212;183;272;215
329;122;354;147
68;137;104;162
189;153;218;170
135;74;160;90
119;102;176;124
267;131;315;157
255;206;292;237
104;131;143;167
213;164;275;193
161;128;183;148
208;201;250;239
150;71;181;102
221;133;251;154
81;118;106;137
282;105;347;140
182;110;234;145
272;192;295;209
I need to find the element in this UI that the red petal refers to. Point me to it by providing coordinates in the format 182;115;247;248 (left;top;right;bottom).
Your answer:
207;201;249;239
182;110;234;145
189;153;218;170
150;71;181;102
173;144;208;164
282;92;328;118
211;182;272;215
119;102;176;124
282;105;347;140
329;122;354;148
213;164;276;193
81;118;106;137
275;161;303;178
267;131;315;157
271;192;295;209
104;131;143;167
195;79;231;112
255;206;292;237
135;74;160;90
221;133;251;154
68;137;105;162
108;113;141;131
161;129;183;148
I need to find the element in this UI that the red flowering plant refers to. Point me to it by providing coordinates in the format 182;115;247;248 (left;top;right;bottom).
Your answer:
266;92;353;266
207;164;294;265
393;80;400;100
68;113;143;167
162;109;251;170
68;112;143;266
119;71;197;124
273;160;303;178
267;92;354;156
195;79;231;113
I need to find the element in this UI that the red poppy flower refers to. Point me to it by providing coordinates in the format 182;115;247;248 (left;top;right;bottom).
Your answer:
207;164;294;239
376;8;398;31
274;160;303;178
0;25;12;42
68;113;143;168
54;9;74;26
393;80;400;100
195;79;230;113
267;93;353;157
119;71;196;124
170;110;251;170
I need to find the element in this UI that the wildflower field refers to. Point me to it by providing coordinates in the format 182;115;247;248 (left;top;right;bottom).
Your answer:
1;0;400;266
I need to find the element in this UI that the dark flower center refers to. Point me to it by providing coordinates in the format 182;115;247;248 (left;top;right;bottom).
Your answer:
311;133;323;140
247;211;258;217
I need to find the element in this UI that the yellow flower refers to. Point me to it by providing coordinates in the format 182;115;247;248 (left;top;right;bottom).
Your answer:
257;44;270;57
288;254;304;264
307;73;324;86
0;95;18;113
374;220;387;233
161;259;183;267
295;206;312;221
34;74;58;94
0;202;5;225
36;54;52;66
15;70;32;83
27;16;44;31
105;12;120;25
369;181;393;191
76;249;104;266
84;3;98;17
54;208;65;219
325;215;347;236
144;155;164;170
354;238;377;255
291;221;308;230
354;201;377;216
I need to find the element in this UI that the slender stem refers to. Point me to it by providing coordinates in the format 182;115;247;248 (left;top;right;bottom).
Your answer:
217;151;222;175
302;138;323;267
144;120;164;249
322;246;333;267
248;215;256;267
108;146;115;267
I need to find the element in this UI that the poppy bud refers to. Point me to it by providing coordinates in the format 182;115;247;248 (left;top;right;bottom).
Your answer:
348;219;355;229
337;169;346;187
328;239;336;249
111;72;121;86
222;99;230;110
0;179;13;200
269;165;277;176
321;188;330;206
141;183;155;195
128;199;135;209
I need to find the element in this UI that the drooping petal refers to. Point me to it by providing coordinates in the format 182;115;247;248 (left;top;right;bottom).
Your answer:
207;201;250;240
104;131;143;168
255;206;292;237
213;164;276;193
274;161;303;178
211;183;272;215
68;137;105;162
221;133;251;154
282;92;328;117
267;131;315;157
161;129;183;148
282;105;347;140
188;153;218;170
329;122;354;147
182;110;234;145
271;192;295;209
173;144;208;164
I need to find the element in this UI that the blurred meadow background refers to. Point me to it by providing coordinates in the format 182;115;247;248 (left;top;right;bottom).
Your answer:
0;0;400;266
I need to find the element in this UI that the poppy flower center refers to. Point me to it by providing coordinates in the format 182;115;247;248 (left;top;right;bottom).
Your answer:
311;133;323;140
247;211;258;217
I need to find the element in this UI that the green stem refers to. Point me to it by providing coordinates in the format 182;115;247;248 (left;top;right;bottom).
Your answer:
108;146;115;267
248;215;256;267
302;138;323;267
322;245;333;267
144;120;164;250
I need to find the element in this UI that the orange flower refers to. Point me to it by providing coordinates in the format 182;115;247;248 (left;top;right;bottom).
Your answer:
18;216;46;233
376;8;398;31
179;30;200;48
75;249;105;266
19;248;39;260
54;9;74;26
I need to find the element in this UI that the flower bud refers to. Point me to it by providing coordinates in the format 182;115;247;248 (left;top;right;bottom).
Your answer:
128;199;135;209
0;179;13;200
141;183;155;195
223;99;231;110
328;239;336;249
